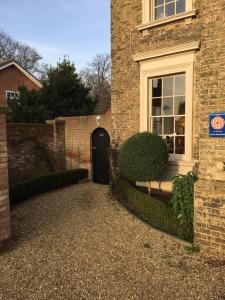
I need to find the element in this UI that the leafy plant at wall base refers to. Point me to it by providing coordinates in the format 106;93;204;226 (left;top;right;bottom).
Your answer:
170;169;198;233
109;137;121;191
185;244;201;254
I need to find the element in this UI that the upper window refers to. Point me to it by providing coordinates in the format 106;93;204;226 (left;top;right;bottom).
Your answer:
6;91;19;101
149;74;186;156
154;0;185;20
140;0;194;30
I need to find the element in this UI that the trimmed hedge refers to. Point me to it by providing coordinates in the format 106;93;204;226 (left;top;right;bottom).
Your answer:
9;169;88;206
118;180;193;242
118;132;168;182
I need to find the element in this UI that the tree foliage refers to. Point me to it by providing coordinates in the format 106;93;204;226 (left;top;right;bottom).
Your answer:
42;59;96;119
118;132;169;183
0;31;42;74
80;53;111;114
8;59;97;123
7;86;47;123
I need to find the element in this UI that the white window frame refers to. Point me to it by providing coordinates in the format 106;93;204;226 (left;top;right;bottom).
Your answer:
6;91;20;100
153;0;186;20
139;51;194;162
140;0;194;30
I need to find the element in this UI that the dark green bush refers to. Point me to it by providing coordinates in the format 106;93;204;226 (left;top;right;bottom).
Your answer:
170;170;198;229
10;169;88;206
118;132;168;182
118;180;193;242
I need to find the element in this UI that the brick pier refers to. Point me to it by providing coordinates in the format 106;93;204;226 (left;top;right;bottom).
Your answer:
0;105;11;249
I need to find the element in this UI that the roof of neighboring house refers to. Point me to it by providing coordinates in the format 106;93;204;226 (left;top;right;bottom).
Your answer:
0;60;43;88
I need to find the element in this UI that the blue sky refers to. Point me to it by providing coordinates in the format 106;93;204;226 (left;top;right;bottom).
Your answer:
0;0;110;70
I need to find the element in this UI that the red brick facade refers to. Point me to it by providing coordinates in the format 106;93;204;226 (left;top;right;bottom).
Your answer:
7;121;66;184
0;64;41;104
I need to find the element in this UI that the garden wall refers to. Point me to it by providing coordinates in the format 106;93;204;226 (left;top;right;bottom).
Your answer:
59;111;111;177
0;104;11;248
7;120;65;184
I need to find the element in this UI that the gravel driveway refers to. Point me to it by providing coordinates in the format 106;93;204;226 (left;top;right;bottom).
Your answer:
0;183;224;300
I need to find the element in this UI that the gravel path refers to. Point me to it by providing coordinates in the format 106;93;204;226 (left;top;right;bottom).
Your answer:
0;183;224;300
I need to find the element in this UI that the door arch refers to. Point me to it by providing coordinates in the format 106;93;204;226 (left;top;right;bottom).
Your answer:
91;128;110;185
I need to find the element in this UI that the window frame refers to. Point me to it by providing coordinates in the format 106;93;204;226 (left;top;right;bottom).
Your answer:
153;0;186;21
149;73;186;160
139;51;194;162
141;0;194;28
6;91;20;101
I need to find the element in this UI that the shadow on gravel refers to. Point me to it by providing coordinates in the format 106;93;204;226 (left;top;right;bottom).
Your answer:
7;185;94;252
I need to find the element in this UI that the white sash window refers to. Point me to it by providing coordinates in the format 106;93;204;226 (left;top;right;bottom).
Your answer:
139;50;195;162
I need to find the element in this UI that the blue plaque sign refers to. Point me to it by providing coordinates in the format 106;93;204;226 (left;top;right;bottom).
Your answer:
209;113;225;137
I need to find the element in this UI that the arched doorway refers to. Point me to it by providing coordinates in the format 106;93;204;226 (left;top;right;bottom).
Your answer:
91;128;110;185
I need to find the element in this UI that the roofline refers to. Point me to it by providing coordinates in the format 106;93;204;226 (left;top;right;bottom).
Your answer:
0;61;43;88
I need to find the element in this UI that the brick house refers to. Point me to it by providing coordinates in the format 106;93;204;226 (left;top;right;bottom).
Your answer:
0;61;42;104
111;0;225;255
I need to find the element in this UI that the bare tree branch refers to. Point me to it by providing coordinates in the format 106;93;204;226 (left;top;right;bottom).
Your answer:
80;53;111;114
0;31;42;74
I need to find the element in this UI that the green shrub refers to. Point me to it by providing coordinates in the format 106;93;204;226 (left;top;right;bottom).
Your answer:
118;132;168;182
170;170;198;229
10;169;88;206
118;179;193;241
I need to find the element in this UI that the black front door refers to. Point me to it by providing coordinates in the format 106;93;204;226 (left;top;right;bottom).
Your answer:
92;128;110;185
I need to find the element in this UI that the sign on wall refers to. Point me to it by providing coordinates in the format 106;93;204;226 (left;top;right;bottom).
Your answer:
209;113;225;137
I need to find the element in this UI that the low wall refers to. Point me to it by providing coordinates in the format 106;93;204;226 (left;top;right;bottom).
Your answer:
60;111;111;177
7;120;65;184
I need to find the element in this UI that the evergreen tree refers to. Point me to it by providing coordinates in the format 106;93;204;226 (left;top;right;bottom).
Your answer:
7;86;47;123
42;59;96;119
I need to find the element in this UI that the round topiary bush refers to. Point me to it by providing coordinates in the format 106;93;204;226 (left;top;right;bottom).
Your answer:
118;132;169;182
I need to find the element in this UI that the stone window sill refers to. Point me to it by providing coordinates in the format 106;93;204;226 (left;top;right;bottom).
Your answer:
137;10;197;32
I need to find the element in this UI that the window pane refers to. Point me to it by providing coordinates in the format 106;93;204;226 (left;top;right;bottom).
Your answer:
152;78;162;97
165;0;174;2
175;117;185;135
153;118;162;135
165;136;174;154
155;6;164;19
174;96;185;115
175;74;185;95
155;0;164;5
176;0;185;13
164;117;174;134
163;76;174;96
163;97;173;115
175;136;185;154
152;98;162;116
165;2;175;17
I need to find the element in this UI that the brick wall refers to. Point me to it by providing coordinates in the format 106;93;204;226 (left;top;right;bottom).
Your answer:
0;103;11;248
60;111;111;176
0;65;40;104
7;120;65;184
193;1;225;256
111;0;225;256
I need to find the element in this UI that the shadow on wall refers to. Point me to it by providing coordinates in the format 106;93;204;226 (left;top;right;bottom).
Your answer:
61;111;112;181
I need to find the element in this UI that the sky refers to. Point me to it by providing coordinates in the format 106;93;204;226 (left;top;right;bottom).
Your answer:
0;0;110;70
